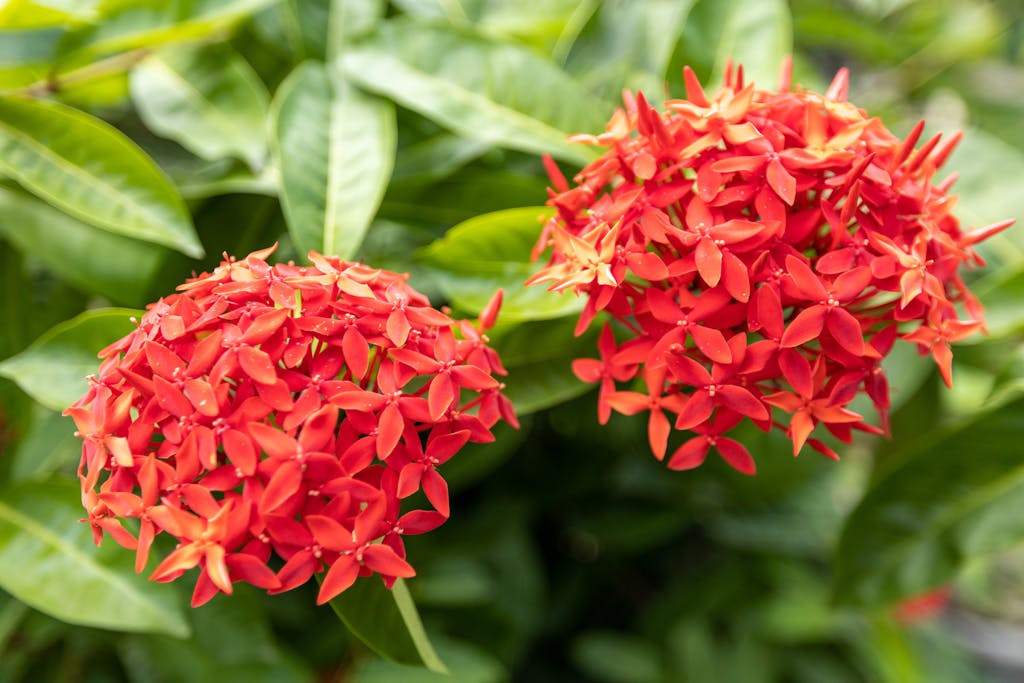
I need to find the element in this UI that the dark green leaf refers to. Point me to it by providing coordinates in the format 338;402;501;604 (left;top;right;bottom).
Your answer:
339;19;609;165
0;308;140;412
834;398;1024;607
490;316;598;415
0;187;164;305
327;577;448;673
418;207;582;321
130;43;270;169
271;61;396;259
571;631;662;683
0;96;202;257
0;477;190;637
350;636;505;683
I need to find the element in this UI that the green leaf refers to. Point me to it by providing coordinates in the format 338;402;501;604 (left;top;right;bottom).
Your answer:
0;0;93;29
0;477;190;637
489;316;599;415
351;636;506;683
58;0;279;59
568;0;696;101
834;398;1024;607
271;61;397;259
711;0;793;88
418;207;582;322
946;128;1024;265
327;0;385;59
327;577;448;673
0;307;141;412
6;403;80;482
571;631;662;683
0;27;61;89
130;43;270;169
0;95;202;257
339;19;609;165
0;187;163;305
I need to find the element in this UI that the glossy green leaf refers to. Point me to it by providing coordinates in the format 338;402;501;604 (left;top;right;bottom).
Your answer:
489;316;599;415
834;398;1024;607
0;187;163;305
568;0;695;100
712;0;793;88
0;477;190;637
946;128;1024;264
0;0;93;28
0;307;140;412
327;577;448;673
339;19;608;165
0;95;202;257
58;0;278;59
327;0;385;59
271;61;396;259
418;206;582;321
7;403;80;482
0;27;61;89
130;43;270;169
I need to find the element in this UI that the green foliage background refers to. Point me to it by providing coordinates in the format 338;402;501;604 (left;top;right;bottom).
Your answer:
1;0;1023;681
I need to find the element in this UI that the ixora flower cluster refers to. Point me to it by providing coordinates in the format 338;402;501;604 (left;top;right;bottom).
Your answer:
529;63;1012;474
66;246;515;607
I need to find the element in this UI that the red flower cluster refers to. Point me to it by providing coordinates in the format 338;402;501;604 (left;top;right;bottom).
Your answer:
529;62;1011;474
66;245;515;607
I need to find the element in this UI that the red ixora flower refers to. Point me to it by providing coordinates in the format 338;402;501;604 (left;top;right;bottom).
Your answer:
65;245;516;607
528;61;1012;474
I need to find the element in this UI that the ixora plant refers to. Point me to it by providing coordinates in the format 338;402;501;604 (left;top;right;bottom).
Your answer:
529;61;1013;474
65;246;515;607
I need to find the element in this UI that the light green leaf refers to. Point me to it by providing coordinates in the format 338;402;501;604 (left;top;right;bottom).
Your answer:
58;0;279;59
271;61;396;259
339;19;609;165
834;398;1024;607
0;27;62;90
489;316;599;415
0;477;190;637
327;577;448;673
946;128;1024;266
0;307;140;412
568;0;696;101
0;187;163;305
327;0;385;59
418;207;582;322
0;0;97;28
130;43;270;169
712;0;793;89
7;403;81;482
0;95;202;257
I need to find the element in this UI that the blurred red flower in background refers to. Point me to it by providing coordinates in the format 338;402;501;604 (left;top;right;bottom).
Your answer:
529;61;1012;473
66;245;515;607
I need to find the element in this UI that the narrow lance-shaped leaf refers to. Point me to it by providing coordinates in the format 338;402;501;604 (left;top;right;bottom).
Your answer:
0;187;163;306
0;308;141;412
130;43;270;170
418;207;583;322
712;0;793;88
271;61;396;259
834;398;1024;607
0;95;203;257
57;0;279;59
339;19;609;165
326;576;448;673
0;477;190;637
